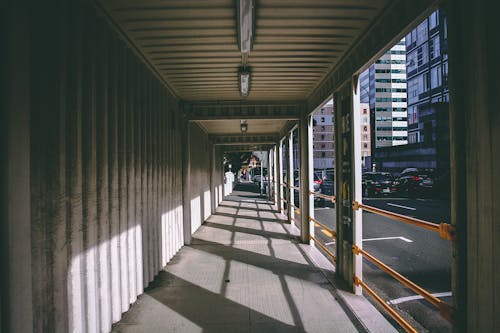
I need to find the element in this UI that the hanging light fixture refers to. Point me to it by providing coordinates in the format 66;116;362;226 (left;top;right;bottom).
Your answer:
239;70;250;97
237;0;254;54
240;120;248;133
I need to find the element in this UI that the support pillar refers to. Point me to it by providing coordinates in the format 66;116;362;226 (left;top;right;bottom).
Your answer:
334;77;362;294
447;1;499;331
278;140;285;215
287;131;294;226
274;144;281;211
299;115;313;244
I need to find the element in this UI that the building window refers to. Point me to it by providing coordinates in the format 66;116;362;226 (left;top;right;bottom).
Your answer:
321;134;325;140
429;35;440;60
321;117;325;122
429;11;439;30
431;66;442;88
363;143;368;148
363;126;367;132
321;152;326;158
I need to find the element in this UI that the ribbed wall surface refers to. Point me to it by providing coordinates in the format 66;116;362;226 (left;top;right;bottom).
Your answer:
28;2;184;332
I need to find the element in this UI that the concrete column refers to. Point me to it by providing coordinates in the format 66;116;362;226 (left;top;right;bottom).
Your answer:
334;78;362;294
287;132;294;226
447;1;500;331
273;145;280;209
210;144;216;214
299;115;313;244
352;77;363;295
277;140;284;214
268;149;273;201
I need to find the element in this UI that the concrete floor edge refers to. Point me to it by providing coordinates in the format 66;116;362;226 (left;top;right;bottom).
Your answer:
301;236;398;333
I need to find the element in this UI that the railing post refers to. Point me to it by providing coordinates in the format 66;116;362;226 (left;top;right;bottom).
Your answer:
299;115;313;244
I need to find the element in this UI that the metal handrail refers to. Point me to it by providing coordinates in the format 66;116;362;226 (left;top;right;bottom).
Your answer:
309;216;336;237
309;191;336;203
354;277;417;333
353;245;454;322
352;201;455;241
309;235;336;263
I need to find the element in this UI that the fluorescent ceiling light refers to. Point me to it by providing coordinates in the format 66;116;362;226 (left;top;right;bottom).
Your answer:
240;120;248;133
238;0;254;53
240;71;250;97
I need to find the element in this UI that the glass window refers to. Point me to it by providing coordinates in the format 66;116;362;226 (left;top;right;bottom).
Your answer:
429;11;438;30
429;35;440;60
417;21;428;45
431;66;442;88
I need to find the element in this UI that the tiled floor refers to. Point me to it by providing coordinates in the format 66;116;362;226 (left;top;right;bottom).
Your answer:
112;185;366;332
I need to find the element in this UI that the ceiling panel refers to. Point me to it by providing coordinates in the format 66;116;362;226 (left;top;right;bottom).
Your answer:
98;0;390;137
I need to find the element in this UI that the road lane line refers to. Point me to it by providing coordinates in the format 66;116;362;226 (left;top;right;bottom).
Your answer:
363;236;413;243
387;292;452;305
325;241;335;245
387;202;416;210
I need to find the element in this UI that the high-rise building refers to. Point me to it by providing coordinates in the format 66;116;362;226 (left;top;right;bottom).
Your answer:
361;41;408;149
312;104;334;170
406;9;449;146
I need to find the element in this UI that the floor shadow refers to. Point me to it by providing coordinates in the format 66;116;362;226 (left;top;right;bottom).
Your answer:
200;221;295;242
116;271;307;333
211;211;286;224
217;203;278;213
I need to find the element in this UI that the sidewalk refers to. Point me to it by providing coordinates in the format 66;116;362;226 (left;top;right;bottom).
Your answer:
112;184;395;332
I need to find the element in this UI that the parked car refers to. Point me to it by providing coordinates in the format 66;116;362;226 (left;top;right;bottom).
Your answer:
253;174;268;185
393;168;435;198
292;172;322;207
362;172;396;197
317;170;334;207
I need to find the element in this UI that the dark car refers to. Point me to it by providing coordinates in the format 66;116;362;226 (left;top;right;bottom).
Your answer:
317;170;335;207
362;172;396;197
292;172;322;207
393;168;435;198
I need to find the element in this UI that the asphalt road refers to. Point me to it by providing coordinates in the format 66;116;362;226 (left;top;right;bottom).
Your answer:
312;197;452;332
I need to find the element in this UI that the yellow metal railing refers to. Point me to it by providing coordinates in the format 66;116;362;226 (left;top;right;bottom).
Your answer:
310;191;336;204
309;234;336;262
351;200;456;331
352;201;455;241
354;277;417;333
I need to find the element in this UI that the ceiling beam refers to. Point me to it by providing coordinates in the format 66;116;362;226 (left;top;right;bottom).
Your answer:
210;133;280;145
183;101;306;121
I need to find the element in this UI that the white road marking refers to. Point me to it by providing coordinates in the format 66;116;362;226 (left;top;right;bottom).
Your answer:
325;241;335;245
363;236;413;243
387;202;416;211
387;292;452;305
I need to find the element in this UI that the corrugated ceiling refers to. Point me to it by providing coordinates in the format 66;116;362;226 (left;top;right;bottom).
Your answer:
97;0;390;103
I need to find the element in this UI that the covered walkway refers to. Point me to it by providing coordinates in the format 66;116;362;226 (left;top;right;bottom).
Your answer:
2;1;499;332
112;184;391;333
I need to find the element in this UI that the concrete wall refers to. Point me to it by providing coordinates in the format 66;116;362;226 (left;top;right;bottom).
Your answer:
2;2;185;332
